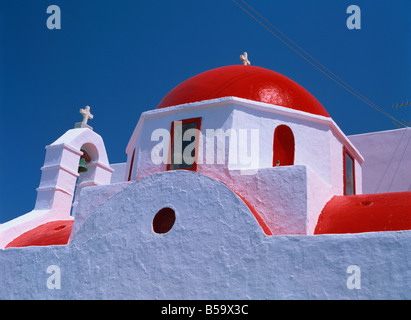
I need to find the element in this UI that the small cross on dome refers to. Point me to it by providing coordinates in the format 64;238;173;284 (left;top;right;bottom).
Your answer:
75;105;94;130
240;52;251;66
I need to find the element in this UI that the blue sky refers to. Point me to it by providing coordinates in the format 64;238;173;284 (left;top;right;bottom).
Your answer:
0;0;410;222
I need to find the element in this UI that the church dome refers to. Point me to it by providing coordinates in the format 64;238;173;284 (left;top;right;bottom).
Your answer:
5;220;73;248
157;65;330;117
314;192;411;234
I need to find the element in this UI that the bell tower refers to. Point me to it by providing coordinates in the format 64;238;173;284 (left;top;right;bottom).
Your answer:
35;106;114;217
0;106;114;248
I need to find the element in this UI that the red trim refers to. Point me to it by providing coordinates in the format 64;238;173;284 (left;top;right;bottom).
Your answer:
128;149;136;181
167;117;202;172
343;146;356;195
167;121;174;170
231;189;272;236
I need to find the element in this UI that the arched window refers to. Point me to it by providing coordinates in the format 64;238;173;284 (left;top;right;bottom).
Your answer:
273;125;295;167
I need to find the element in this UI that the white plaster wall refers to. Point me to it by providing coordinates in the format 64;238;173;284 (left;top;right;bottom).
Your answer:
124;99;363;235
208;166;309;235
110;163;127;184
0;171;410;299
129;101;337;186
229;106;333;184
132;103;235;180
69;181;130;241
349;128;411;194
43;146;79;169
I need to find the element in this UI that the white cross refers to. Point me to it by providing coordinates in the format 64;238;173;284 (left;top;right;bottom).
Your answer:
80;105;93;126
240;52;251;66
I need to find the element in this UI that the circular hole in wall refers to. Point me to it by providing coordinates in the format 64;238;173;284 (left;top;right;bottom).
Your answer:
153;207;176;234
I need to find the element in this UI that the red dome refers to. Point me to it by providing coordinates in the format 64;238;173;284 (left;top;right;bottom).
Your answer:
314;192;411;234
157;65;330;117
6;220;73;248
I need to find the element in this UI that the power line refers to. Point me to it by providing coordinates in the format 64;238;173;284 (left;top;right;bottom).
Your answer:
237;0;396;118
231;0;408;128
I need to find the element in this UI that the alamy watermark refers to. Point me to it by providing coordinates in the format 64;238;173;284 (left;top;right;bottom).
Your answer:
151;124;260;175
46;265;61;289
346;265;361;290
46;5;61;30
346;5;361;30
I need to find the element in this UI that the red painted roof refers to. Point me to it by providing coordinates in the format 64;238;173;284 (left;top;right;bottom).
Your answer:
6;220;73;248
157;65;330;117
314;192;411;234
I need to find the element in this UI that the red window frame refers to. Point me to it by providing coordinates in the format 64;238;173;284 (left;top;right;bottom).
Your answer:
167;117;202;172
127;148;136;181
343;146;356;195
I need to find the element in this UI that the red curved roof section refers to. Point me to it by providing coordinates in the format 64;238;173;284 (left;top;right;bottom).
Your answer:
6;220;74;248
314;192;411;235
157;65;330;117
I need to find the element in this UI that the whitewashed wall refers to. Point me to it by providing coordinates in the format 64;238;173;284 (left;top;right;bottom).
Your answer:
0;171;409;299
125;97;363;234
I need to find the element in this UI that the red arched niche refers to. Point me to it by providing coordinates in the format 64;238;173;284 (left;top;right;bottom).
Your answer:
273;125;295;167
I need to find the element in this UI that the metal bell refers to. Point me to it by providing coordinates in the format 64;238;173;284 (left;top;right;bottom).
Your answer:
78;157;88;173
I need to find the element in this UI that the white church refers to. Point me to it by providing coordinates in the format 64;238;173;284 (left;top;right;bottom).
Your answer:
0;56;410;299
